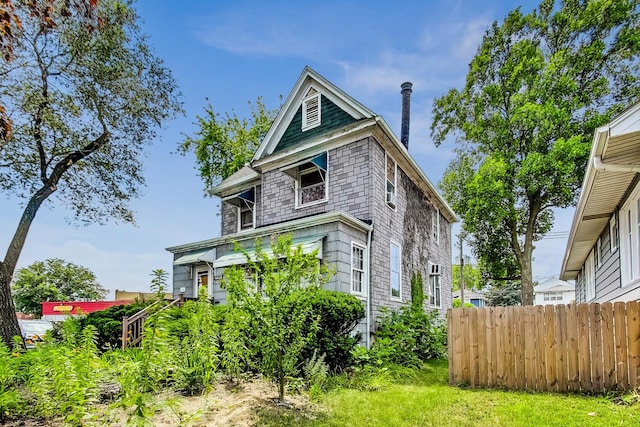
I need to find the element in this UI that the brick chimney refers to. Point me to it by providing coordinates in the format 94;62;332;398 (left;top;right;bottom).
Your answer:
400;82;412;149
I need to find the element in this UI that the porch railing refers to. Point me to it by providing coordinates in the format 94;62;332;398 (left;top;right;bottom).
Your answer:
121;295;183;350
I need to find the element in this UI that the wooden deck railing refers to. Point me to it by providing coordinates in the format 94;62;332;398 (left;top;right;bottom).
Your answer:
121;296;183;349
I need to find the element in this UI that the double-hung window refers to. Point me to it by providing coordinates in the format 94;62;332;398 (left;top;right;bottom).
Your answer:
619;186;640;286
223;187;256;232
386;154;397;208
429;263;442;307
390;241;401;299
351;243;366;294
432;208;440;244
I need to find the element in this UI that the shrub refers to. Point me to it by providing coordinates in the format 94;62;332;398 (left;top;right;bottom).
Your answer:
372;305;447;367
294;289;365;372
80;302;151;350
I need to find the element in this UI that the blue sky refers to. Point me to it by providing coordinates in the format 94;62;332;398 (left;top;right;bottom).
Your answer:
0;0;573;298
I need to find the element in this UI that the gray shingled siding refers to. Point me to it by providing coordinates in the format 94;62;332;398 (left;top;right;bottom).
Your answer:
221;202;237;236
368;141;452;324
260;138;372;226
172;261;192;298
208;222;368;306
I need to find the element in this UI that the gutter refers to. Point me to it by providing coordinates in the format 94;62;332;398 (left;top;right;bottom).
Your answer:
593;156;640;173
365;225;373;349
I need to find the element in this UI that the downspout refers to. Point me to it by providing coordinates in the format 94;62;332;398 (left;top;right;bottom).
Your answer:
593;156;640;173
365;225;373;349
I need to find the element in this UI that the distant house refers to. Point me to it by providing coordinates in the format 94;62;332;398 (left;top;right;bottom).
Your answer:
560;103;640;302
166;67;458;346
533;278;575;306
452;289;487;307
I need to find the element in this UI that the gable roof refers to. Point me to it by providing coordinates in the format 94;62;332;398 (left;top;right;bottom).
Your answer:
249;66;458;223
534;278;574;293
560;103;640;280
253;66;375;160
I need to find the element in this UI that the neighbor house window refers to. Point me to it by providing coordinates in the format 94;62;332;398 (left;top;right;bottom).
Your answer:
585;251;595;301
432;208;440;244
390;241;401;299
351;243;366;294
302;89;321;131
386;154;397;208
544;292;563;302
429;263;442;307
619;187;640;285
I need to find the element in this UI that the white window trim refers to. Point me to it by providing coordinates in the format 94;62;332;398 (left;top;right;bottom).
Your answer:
432;208;440;245
385;153;397;211
294;154;329;209
390;240;402;301
236;187;256;233
585;250;595;301
619;185;640;287
428;262;442;308
351;242;366;295
595;237;601;269
302;92;321;131
610;214;618;252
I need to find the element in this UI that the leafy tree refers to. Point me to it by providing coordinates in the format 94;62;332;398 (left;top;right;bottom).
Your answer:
222;234;332;402
12;259;107;316
452;264;482;291
431;0;640;305
0;0;181;346
178;97;278;191
485;282;522;307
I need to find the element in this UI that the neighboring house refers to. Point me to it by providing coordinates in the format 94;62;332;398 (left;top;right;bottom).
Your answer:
452;289;487;307
560;103;640;302
166;67;458;346
533;278;575;306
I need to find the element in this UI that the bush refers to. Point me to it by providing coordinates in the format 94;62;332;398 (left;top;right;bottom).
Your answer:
372;305;447;367
80;302;151;350
296;289;365;372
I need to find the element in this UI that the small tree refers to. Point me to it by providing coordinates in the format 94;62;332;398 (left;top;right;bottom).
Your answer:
150;268;169;298
222;234;332;402
12;259;107;316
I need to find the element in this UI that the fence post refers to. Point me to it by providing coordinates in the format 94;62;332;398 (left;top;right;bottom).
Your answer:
121;315;129;350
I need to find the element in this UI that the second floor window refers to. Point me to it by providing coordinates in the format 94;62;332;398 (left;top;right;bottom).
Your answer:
239;200;254;230
386;154;397;208
282;152;328;208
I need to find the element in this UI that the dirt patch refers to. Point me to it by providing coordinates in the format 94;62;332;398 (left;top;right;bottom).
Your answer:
1;377;318;427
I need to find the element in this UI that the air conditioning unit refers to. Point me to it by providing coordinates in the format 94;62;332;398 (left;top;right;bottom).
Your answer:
386;191;397;207
430;263;442;275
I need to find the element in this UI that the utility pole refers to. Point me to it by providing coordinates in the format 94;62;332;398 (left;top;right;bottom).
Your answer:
459;233;465;307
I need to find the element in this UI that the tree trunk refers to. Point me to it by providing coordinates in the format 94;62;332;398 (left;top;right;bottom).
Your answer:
0;264;21;347
520;254;534;305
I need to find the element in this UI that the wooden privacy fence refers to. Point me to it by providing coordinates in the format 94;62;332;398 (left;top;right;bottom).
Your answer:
447;302;640;392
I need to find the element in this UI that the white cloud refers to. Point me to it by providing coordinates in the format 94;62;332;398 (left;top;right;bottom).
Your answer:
452;17;493;59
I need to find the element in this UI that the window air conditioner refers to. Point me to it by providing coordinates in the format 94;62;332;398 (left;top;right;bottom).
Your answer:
386;191;397;207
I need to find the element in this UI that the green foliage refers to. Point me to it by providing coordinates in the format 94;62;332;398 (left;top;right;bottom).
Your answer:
372;306;447;368
452;264;483;291
150;268;169;297
179;97;278;191
222;234;332;401
410;272;425;310
12;258;107;316
79;302;150;351
452;299;476;308
0;0;182;347
295;289;364;373
485;282;523;306
431;0;640;305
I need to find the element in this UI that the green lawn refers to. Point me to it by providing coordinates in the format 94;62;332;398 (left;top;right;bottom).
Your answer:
258;360;640;427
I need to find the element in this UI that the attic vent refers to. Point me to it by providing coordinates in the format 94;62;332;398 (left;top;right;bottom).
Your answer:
302;92;321;131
